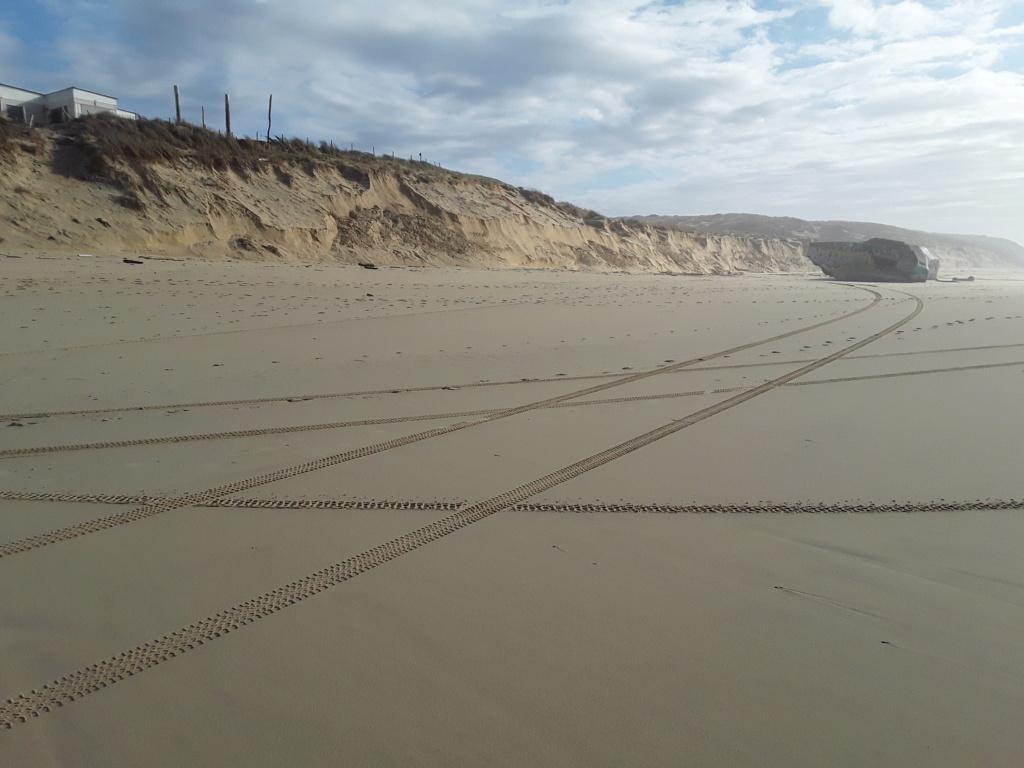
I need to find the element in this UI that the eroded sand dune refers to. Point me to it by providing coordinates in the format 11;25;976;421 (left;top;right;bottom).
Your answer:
0;118;806;273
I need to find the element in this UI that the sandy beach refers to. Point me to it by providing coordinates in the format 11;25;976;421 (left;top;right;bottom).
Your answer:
3;253;1024;766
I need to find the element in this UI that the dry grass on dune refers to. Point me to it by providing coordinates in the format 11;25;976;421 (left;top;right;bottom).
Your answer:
11;113;604;221
48;115;475;190
0;116;44;161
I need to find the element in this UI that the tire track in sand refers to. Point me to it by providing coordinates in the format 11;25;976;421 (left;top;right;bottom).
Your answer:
1;489;1019;514
7;292;952;421
6;335;1019;422
1;356;1022;459
0;285;885;559
0;289;922;729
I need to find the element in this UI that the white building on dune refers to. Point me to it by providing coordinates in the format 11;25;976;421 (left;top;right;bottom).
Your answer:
0;82;137;125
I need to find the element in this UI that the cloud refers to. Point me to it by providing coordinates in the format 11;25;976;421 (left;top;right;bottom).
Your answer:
0;21;27;77
823;0;945;39
11;0;1024;241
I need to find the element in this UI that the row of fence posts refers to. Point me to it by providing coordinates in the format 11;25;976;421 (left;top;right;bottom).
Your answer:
172;84;444;167
174;84;233;137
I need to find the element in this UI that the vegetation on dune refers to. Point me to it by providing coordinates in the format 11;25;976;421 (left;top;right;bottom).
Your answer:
0;116;43;160
517;187;603;222
52;115;432;187
2;114;604;220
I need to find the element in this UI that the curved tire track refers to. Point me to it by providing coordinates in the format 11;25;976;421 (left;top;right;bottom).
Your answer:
0;288;923;729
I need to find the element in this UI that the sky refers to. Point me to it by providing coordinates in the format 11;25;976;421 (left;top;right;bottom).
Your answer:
3;0;1024;241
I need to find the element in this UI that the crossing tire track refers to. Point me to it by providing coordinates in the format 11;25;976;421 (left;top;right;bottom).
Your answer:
0;375;615;421
1;489;1020;514
786;359;1024;387
0;410;497;459
676;340;1024;374
0;286;886;558
5;356;1023;460
0;289;923;729
7;334;1020;422
0;286;895;422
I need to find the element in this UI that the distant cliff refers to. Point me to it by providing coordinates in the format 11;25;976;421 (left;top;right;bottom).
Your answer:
629;213;1024;270
0;116;807;274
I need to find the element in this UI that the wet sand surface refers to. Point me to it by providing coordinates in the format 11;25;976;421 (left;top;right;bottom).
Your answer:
2;255;1024;766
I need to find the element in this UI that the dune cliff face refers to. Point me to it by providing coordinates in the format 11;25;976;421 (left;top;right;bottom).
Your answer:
0;122;807;274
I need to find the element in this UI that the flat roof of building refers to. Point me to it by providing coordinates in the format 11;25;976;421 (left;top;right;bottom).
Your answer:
59;86;120;100
0;82;43;96
0;83;119;100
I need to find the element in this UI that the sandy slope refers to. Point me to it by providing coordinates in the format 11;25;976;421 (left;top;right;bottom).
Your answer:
2;256;1024;766
0;126;806;273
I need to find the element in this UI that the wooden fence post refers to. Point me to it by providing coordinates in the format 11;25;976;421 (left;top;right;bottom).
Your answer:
173;85;181;124
201;105;205;129
266;94;272;142
224;93;231;136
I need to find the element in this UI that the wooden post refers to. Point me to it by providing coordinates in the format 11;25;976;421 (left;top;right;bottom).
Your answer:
173;85;181;124
266;94;272;142
201;105;206;129
224;93;231;136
